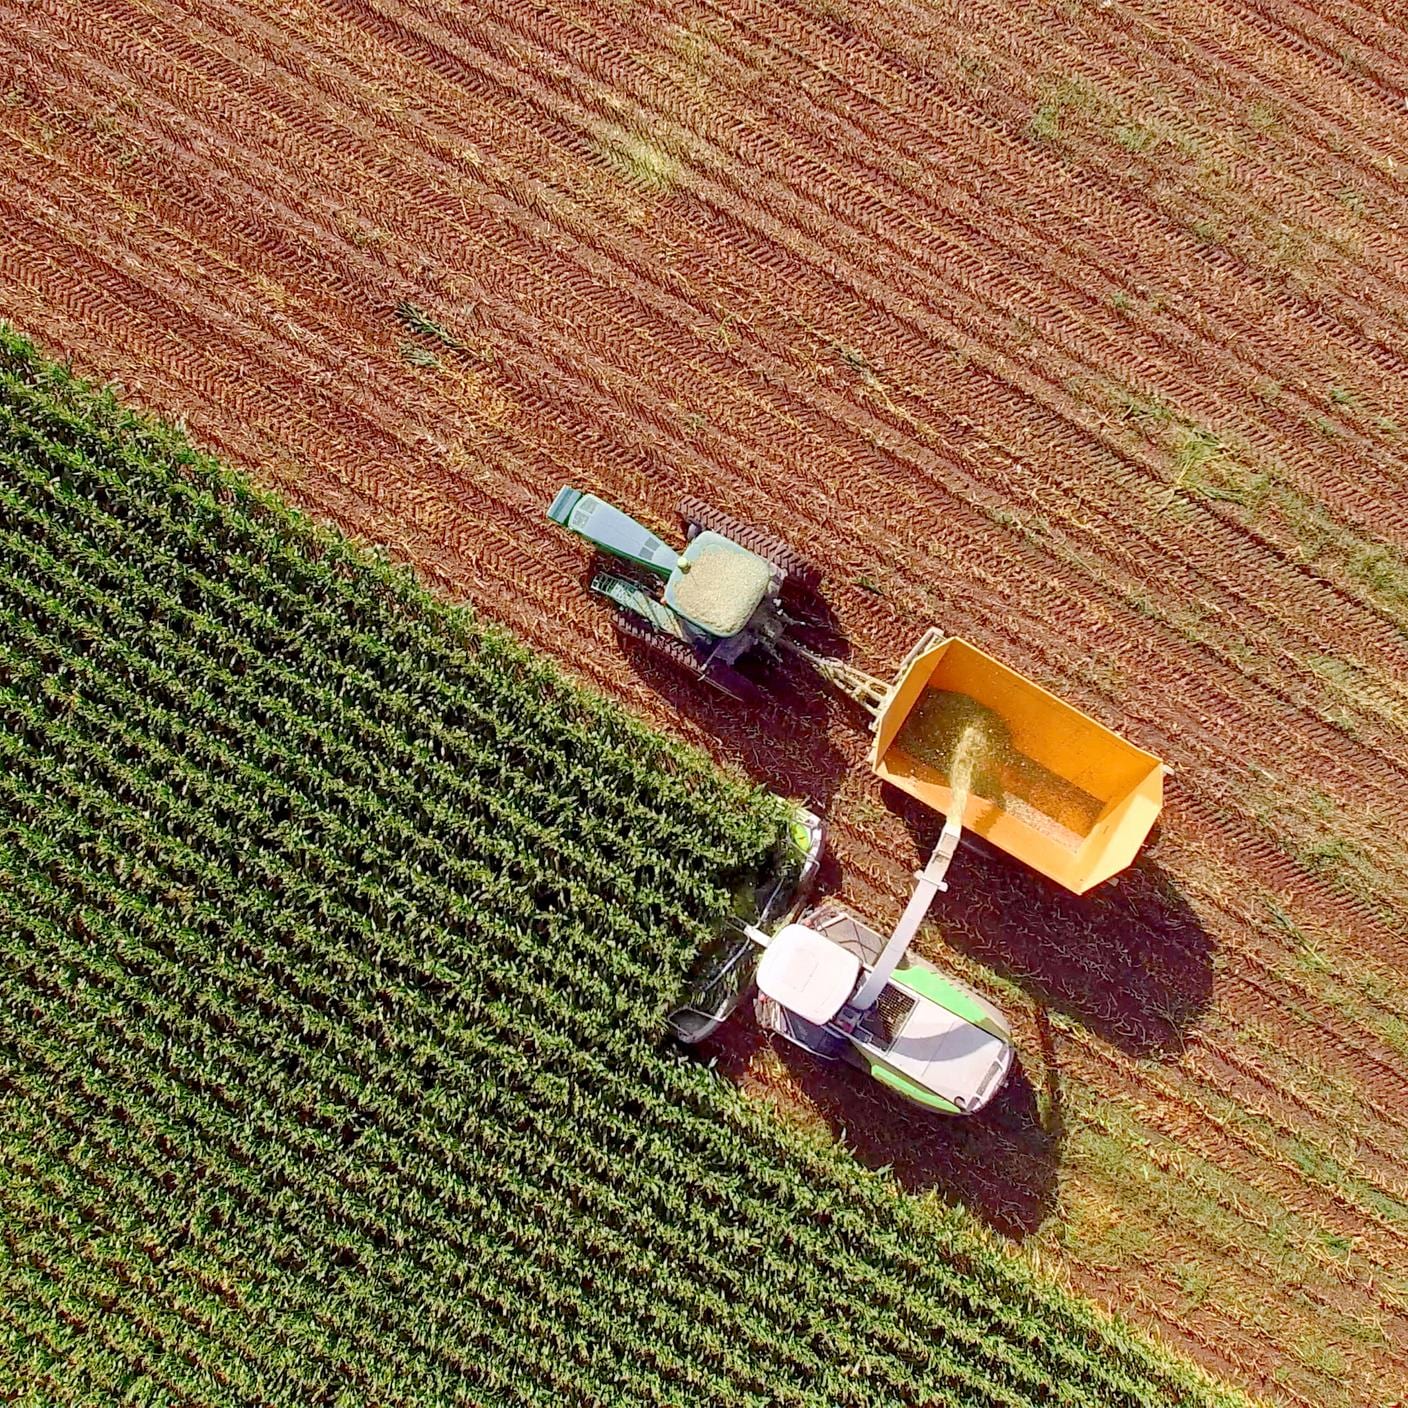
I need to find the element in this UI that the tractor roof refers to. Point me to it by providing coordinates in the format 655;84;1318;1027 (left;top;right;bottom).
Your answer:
664;532;772;638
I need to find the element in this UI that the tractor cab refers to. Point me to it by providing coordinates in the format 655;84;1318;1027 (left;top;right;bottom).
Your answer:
547;487;812;700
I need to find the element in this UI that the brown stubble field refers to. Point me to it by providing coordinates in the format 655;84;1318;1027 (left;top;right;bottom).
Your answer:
2;0;1407;1402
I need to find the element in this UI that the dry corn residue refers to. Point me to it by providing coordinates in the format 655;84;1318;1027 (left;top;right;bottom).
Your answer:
894;691;1105;848
669;539;772;636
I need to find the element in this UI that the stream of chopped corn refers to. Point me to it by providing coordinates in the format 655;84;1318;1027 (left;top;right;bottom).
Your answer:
894;690;1105;848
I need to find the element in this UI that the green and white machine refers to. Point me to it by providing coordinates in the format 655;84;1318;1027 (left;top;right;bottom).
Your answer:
751;901;1014;1116
748;812;1012;1115
547;486;818;701
670;804;1014;1116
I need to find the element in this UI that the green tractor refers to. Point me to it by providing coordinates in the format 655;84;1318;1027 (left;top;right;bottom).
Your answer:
546;487;821;702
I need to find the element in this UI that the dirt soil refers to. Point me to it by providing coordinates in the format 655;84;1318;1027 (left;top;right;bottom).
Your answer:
3;1;1407;1403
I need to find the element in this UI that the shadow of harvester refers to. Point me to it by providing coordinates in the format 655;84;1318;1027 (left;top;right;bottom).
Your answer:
709;1018;1060;1238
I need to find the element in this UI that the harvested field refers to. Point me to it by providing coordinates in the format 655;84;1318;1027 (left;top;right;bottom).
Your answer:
1;0;1406;1404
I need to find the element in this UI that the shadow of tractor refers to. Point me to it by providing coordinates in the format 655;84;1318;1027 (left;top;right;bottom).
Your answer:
599;555;857;814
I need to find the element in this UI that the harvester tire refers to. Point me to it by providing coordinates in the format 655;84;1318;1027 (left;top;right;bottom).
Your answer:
678;497;822;592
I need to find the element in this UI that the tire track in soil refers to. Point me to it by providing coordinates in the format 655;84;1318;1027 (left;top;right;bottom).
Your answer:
679;0;1408;411
640;0;1408;486
291;0;1408;782
49;0;1402;704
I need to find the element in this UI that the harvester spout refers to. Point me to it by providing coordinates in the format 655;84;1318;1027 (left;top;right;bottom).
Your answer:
848;814;962;1013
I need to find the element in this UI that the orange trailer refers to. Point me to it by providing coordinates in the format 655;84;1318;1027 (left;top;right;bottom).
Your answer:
808;628;1165;893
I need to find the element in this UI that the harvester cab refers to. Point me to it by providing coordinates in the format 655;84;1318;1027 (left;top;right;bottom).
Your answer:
548;488;1166;1116
546;487;817;701
753;907;1014;1115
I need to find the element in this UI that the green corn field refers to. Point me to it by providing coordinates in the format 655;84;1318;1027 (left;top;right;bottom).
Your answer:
0;325;1252;1407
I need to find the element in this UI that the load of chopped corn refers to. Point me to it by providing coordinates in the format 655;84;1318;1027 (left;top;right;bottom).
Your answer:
894;690;1105;848
669;541;772;637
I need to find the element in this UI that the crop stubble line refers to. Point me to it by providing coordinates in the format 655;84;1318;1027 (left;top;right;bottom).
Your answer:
1227;0;1408;106
892;0;1408;254
1196;1030;1408;1197
677;0;1408;400
1201;956;1408;1129
607;0;1408;475
363;0;1408;554
1071;1031;1408;1267
1049;1173;1408;1405
1185;1027;1408;1207
991;0;1408;274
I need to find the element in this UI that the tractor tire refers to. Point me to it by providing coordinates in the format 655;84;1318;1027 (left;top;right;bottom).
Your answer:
678;497;822;593
610;611;701;677
614;612;763;705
